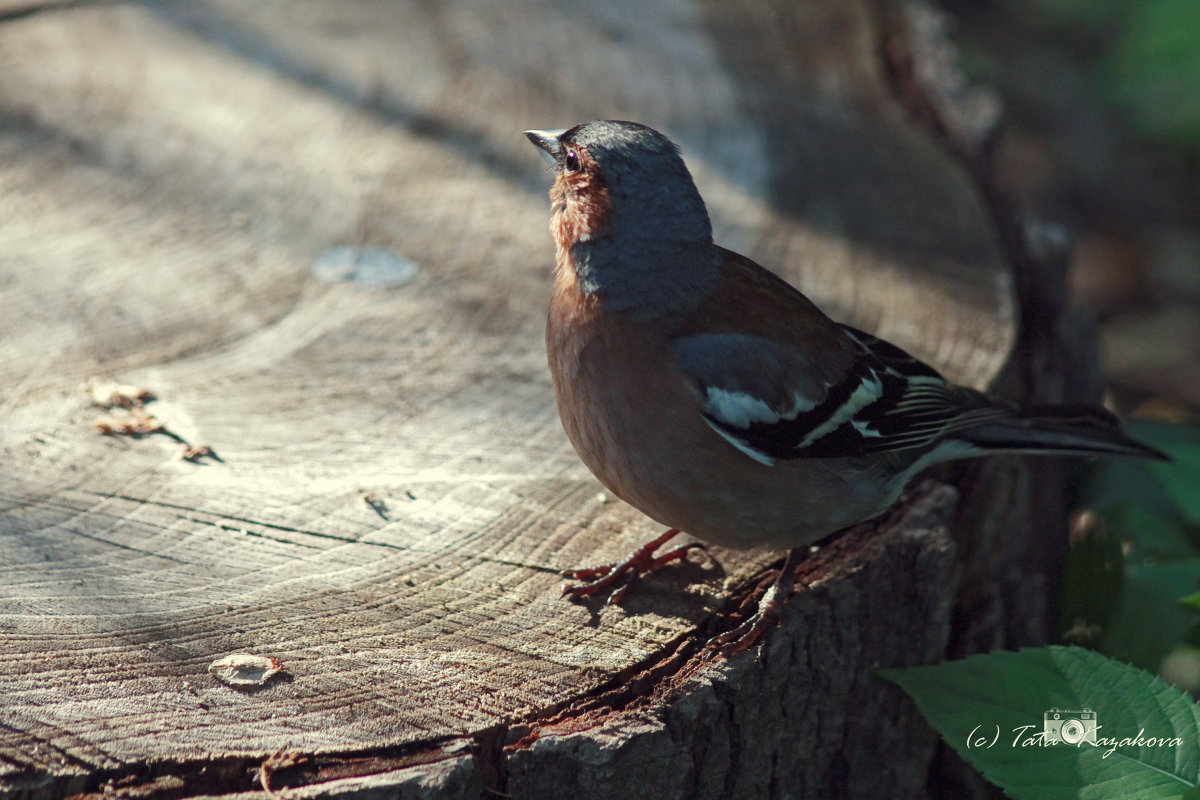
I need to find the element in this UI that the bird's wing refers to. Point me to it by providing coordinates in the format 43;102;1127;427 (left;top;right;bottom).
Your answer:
670;326;1013;464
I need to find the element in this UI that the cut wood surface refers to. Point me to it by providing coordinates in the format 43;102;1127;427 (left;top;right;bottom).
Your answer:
0;2;1052;798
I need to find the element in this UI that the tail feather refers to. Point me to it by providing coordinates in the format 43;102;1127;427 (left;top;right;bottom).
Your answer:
958;405;1169;461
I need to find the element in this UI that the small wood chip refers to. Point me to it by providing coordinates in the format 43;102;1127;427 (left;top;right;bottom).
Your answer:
87;378;155;409
93;408;165;436
361;490;389;518
208;653;284;687
181;443;215;462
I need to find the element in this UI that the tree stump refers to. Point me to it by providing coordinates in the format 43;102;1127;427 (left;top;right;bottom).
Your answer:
0;2;1093;798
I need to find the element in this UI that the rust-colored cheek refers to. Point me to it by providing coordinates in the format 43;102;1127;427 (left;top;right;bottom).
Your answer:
549;151;611;264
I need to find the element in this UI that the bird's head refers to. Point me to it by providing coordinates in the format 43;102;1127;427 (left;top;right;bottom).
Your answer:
525;120;718;315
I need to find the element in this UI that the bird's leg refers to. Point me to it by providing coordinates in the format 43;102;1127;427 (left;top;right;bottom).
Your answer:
561;528;704;605
708;545;806;655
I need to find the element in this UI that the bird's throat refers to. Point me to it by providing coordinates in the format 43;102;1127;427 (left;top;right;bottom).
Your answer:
547;159;719;318
559;235;720;319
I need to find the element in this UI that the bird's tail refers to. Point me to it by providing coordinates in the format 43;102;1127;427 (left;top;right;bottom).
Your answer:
958;405;1169;461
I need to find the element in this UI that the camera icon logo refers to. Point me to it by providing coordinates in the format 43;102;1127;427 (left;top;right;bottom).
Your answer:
1044;708;1099;746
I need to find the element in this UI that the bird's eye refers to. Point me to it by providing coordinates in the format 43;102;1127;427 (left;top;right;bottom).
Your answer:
564;149;580;172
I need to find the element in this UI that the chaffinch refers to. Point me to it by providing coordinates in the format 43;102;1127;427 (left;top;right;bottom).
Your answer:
525;120;1165;646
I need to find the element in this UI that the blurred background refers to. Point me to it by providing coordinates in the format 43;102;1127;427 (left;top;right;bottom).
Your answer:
942;0;1200;694
945;0;1200;416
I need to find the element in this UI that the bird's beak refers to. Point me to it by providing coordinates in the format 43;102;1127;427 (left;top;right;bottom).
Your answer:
524;129;567;167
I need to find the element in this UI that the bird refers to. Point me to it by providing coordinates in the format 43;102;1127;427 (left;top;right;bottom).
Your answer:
523;119;1167;649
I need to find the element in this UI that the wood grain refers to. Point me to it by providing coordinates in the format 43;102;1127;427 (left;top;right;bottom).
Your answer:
0;1;1031;797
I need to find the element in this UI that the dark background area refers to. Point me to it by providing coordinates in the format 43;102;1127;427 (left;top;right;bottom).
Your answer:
944;0;1200;418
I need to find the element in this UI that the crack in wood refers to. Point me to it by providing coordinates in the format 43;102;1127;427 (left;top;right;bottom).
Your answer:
502;484;941;749
64;489;563;575
7;737;477;800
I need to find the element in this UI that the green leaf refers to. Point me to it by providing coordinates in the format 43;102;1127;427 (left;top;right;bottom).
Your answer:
1067;422;1200;666
1145;431;1200;528
881;647;1200;799
1076;421;1186;522
1095;502;1200;671
1105;0;1200;145
1059;511;1124;648
1021;0;1128;34
1101;561;1200;671
1181;593;1200;613
1110;503;1200;563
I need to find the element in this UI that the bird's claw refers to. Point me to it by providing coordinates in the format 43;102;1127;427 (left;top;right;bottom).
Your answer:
560;565;638;606
706;582;783;655
560;529;703;605
707;546;805;656
560;564;618;584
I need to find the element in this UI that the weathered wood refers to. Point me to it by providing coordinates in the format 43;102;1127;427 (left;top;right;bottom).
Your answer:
0;1;1076;798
